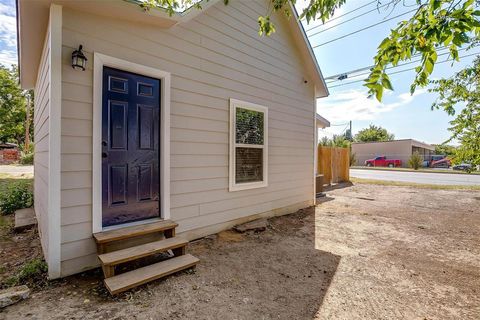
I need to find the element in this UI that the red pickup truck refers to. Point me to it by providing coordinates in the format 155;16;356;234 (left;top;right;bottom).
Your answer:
365;156;402;168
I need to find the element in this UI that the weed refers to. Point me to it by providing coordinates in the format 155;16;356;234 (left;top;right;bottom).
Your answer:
0;181;33;215
351;178;480;190
3;259;48;288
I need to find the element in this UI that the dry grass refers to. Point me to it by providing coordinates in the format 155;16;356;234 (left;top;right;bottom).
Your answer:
351;177;480;190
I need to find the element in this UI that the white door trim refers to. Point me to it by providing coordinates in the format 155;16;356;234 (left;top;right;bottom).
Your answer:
92;53;171;233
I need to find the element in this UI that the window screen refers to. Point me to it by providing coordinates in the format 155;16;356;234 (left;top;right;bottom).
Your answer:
229;100;268;191
235;108;264;145
235;147;263;183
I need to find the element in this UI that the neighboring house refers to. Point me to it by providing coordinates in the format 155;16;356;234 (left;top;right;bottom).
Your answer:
0;143;19;164
17;0;328;281
315;113;330;130
352;139;435;167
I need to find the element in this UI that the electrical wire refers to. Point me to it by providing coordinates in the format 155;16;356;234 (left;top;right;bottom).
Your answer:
308;1;396;38
327;51;480;88
325;46;452;81
312;8;418;48
326;46;472;84
305;0;378;32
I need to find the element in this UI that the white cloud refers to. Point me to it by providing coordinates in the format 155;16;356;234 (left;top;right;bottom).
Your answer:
0;1;17;66
317;88;427;122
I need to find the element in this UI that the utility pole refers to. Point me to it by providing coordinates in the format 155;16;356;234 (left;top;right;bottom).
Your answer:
349;120;352;141
25;95;31;153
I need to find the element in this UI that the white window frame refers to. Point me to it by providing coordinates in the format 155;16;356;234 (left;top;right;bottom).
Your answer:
229;99;268;192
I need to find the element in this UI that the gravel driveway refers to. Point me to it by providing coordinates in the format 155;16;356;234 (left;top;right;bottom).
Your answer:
2;183;479;319
0;165;33;176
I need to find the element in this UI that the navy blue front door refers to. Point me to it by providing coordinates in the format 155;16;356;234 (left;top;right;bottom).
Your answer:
102;67;160;228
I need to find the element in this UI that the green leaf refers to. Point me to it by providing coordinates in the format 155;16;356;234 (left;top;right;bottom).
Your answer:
425;57;434;74
381;77;393;90
375;86;383;102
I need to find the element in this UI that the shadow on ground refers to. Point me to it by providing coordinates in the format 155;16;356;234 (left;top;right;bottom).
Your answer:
323;181;353;192
2;207;340;320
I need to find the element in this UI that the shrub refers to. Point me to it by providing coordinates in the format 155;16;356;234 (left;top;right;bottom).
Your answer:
20;152;34;165
0;182;33;215
3;259;48;288
408;151;423;170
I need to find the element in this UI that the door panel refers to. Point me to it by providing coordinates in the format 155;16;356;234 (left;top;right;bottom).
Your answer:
102;67;161;228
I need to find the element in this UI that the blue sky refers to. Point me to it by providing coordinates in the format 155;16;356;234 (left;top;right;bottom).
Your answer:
298;0;476;144
0;0;474;144
0;0;16;65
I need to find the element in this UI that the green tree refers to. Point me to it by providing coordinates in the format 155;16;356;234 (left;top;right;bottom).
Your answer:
430;57;480;167
142;0;480;99
141;0;480;163
319;134;350;148
354;125;395;142
0;65;32;146
433;144;456;157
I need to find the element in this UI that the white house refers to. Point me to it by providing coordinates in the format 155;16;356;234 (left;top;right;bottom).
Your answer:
17;0;328;293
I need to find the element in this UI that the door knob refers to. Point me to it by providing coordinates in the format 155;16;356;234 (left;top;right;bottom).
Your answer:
102;140;107;147
102;152;108;158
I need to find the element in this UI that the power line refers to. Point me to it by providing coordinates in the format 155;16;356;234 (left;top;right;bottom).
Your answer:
312;9;417;49
308;1;395;38
325;46;450;81
329;122;351;126
327;51;480;88
326;46;471;84
305;0;378;32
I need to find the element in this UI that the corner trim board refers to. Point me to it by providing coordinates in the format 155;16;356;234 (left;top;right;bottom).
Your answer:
92;53;171;234
48;3;62;279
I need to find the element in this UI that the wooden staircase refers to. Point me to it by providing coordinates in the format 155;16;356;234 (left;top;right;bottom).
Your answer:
93;220;199;295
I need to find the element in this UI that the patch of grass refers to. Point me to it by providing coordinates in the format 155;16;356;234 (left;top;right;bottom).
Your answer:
0;173;33;193
0;215;13;235
351;178;480;191
2;259;48;289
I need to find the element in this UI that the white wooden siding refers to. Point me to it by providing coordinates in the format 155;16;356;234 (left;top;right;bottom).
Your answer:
34;22;51;261
59;0;315;276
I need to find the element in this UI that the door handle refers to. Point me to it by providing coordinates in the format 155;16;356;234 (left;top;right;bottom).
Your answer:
102;140;107;147
102;152;108;158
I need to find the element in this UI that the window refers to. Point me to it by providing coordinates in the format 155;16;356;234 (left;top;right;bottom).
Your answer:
229;99;268;191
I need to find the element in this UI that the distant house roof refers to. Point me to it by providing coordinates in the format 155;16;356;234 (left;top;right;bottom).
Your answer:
0;142;18;149
315;114;330;128
16;0;329;98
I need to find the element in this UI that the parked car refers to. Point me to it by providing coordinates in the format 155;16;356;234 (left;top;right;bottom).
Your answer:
429;155;451;168
365;156;402;168
452;163;473;171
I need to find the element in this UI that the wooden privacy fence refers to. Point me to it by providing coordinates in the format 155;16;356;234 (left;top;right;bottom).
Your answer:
317;146;350;184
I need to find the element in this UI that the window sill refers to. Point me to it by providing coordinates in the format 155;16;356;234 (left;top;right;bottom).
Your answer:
229;181;268;192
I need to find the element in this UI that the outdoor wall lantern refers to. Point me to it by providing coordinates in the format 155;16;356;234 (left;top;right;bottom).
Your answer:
72;45;87;71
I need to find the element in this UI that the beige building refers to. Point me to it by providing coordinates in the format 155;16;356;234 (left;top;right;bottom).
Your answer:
352;139;435;168
17;0;329;279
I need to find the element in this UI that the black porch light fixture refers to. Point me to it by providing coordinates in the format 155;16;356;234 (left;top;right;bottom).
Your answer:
72;45;87;71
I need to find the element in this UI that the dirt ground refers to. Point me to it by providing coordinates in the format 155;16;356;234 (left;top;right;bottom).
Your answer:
1;183;479;319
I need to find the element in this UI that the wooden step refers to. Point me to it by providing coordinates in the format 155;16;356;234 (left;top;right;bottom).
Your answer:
99;237;188;266
93;220;178;244
104;254;199;294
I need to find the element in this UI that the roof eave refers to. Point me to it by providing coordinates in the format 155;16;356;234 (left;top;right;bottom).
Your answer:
289;3;329;99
